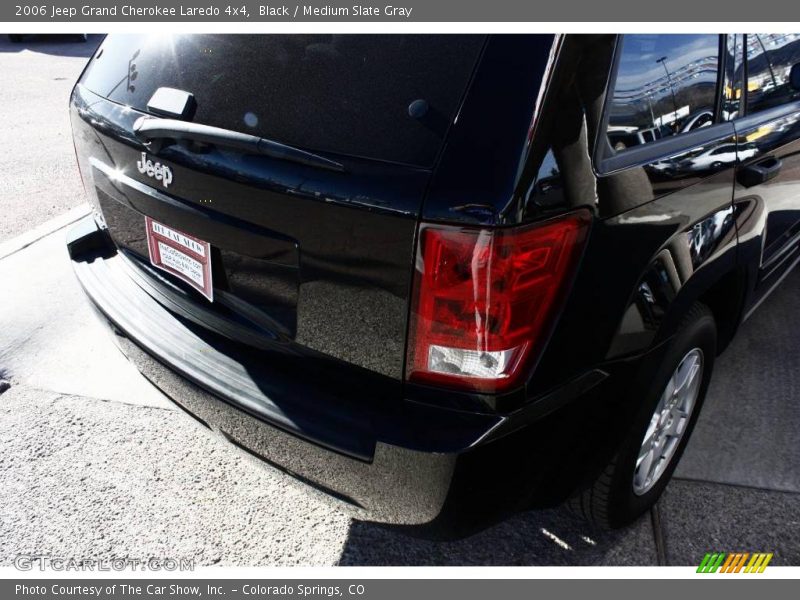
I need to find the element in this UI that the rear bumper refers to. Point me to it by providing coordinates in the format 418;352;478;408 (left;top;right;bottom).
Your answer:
67;215;640;537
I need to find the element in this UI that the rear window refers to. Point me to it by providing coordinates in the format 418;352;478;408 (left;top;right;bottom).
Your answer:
80;34;486;168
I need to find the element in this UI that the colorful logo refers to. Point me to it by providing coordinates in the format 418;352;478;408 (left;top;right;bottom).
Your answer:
697;552;773;573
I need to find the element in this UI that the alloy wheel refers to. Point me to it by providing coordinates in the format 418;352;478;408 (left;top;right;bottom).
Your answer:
632;348;704;496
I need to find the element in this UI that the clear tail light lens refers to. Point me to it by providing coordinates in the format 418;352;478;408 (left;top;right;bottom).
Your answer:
406;210;591;393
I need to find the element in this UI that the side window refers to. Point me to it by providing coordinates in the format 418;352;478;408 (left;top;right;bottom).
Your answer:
746;34;800;114
606;34;722;153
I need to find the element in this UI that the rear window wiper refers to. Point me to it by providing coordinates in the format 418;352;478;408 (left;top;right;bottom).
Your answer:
133;116;345;172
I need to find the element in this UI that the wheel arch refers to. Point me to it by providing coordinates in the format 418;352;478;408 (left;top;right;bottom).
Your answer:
607;235;747;361
646;257;748;357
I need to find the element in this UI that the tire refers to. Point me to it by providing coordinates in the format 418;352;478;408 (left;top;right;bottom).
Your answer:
7;35;23;43
569;302;716;529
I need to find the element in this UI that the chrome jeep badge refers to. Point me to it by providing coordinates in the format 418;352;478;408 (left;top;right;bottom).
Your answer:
136;152;173;189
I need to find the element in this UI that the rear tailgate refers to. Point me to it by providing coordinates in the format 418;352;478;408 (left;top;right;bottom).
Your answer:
70;34;485;383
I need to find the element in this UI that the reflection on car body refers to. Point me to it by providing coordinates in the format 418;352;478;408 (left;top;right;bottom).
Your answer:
681;142;758;172
66;33;800;537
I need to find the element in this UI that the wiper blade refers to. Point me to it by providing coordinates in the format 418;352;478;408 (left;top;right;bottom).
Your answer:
133;116;345;172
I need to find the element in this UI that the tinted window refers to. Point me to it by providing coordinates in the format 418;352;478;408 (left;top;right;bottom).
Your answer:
80;34;486;168
746;34;800;114
606;34;721;152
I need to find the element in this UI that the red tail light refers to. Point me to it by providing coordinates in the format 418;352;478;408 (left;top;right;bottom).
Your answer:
406;210;591;393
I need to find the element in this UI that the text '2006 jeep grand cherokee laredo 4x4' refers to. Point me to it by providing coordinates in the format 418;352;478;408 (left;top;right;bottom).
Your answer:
67;34;800;537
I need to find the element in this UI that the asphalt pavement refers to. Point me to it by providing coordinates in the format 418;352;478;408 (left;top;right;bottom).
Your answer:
0;35;798;567
0;34;102;242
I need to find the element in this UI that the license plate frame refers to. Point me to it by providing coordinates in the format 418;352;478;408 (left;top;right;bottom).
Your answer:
145;216;213;302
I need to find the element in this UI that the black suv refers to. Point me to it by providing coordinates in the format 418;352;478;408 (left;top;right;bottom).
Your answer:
68;34;800;537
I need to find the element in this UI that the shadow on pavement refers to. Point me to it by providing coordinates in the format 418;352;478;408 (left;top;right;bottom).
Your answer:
0;34;103;57
339;506;657;565
676;268;800;492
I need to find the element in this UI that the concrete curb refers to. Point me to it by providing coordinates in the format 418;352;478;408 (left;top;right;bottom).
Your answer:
0;203;92;261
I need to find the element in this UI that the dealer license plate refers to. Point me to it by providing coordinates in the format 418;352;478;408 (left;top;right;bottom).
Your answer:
145;217;213;301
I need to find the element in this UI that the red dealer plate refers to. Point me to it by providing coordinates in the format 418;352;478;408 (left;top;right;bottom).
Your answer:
145;217;213;301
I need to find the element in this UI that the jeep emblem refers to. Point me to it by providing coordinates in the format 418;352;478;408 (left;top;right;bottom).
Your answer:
136;152;173;188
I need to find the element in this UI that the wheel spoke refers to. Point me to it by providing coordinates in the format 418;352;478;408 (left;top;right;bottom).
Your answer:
672;367;687;397
674;355;696;395
637;433;654;465
640;417;659;450
635;448;655;487
673;404;690;418
662;375;677;403
651;434;666;459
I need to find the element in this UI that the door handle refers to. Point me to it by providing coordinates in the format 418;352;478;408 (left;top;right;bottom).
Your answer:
737;156;783;187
